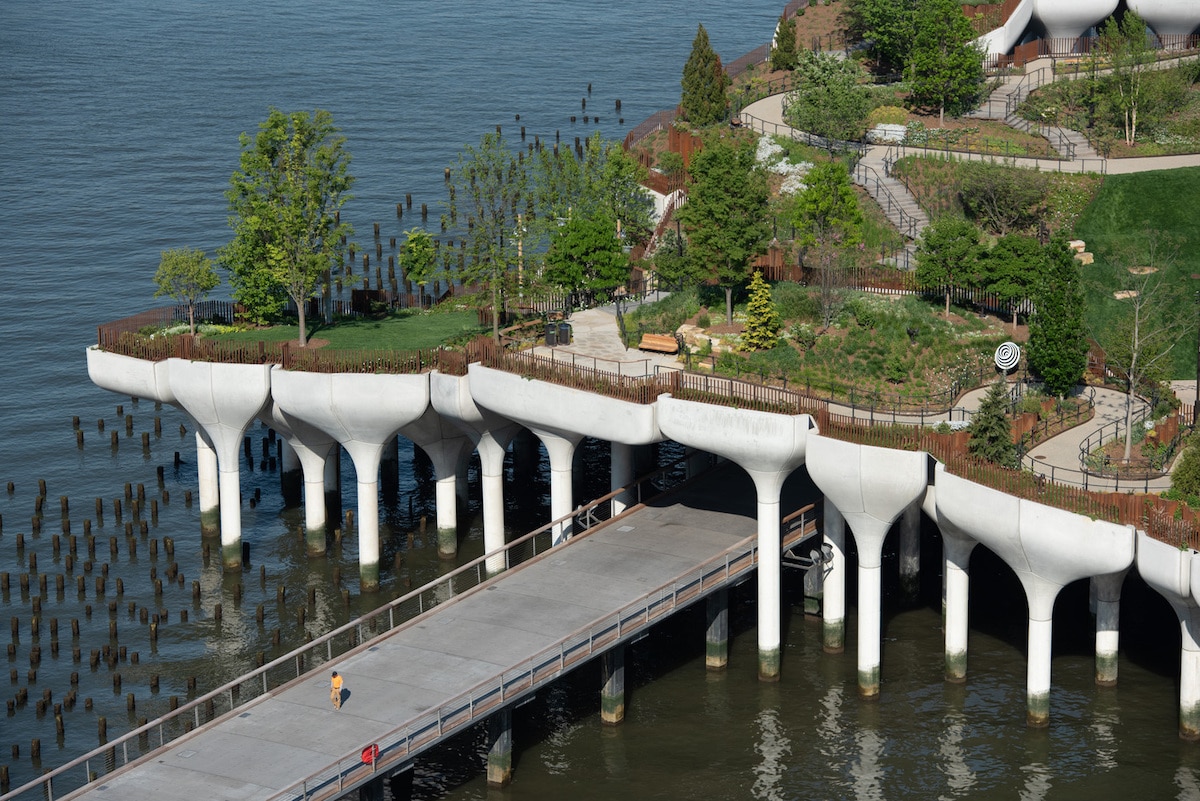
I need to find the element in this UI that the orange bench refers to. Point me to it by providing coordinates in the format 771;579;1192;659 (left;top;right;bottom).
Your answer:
638;333;679;354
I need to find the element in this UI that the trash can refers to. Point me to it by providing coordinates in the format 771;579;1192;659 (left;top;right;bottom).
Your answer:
558;322;571;345
544;323;557;347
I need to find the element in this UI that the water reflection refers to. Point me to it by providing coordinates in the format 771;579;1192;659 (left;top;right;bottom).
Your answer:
937;709;976;798
752;707;791;801
1018;761;1053;801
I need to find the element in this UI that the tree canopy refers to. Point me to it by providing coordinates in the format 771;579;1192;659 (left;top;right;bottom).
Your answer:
681;24;730;126
978;234;1042;328
154;247;220;335
905;0;985;125
543;211;627;291
220;108;354;344
1027;239;1087;398
400;227;438;289
742;271;781;350
843;0;916;74
968;378;1017;468
792;161;863;248
915;216;981;315
783;50;875;144
676;137;770;324
769;14;798;72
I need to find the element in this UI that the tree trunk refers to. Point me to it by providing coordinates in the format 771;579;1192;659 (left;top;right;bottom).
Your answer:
944;290;950;317
297;301;308;348
188;303;196;337
1122;384;1135;464
725;286;733;326
491;280;500;343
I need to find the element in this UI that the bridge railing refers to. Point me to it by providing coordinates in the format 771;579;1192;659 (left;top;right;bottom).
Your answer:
2;455;702;801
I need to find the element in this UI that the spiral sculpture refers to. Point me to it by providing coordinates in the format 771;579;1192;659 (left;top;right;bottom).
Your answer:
994;342;1021;372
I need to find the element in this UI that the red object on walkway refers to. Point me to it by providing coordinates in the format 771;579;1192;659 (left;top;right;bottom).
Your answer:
361;744;379;764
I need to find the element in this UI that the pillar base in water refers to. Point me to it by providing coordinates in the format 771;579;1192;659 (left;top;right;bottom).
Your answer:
221;542;242;571
1027;693;1050;728
200;508;220;539
945;650;967;684
436;527;458;560
758;647;781;682
487;709;513;787
1095;651;1118;687
601;648;625;725
858;666;880;699
705;590;728;670
823;619;844;654
305;525;327;557
1182;702;1200;741
360;562;380;593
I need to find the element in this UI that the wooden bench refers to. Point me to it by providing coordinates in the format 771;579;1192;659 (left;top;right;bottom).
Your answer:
638;333;679;354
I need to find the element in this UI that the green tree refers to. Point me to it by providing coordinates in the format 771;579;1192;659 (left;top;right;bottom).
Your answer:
1093;232;1189;462
543;211;627;291
221;108;354;345
968;378;1017;468
676;138;770;325
915;216;980;316
153;248;220;336
651;227;700;288
959;162;1047;236
1027;239;1087;398
792;161;864;248
400;227;438;288
769;14;798;72
450;132;526;341
843;0;916;74
905;0;985;126
782;50;875;144
1095;10;1154;147
979;234;1042;329
1170;434;1200;499
680;24;730;126
743;271;781;350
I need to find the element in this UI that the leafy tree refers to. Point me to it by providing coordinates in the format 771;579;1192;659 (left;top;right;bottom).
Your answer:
1095;10;1154;147
792;161;863;248
968;378;1017;468
651;227;699;288
1027;239;1087;398
782;50;875;144
1170;434;1200;499
769;14;798;72
221;108;354;345
978;234;1042;328
843;0;916;74
1093;232;1189;462
743;272;781;350
959;162;1047;236
680;24;730;126
153;248;220;336
905;0;985;125
400;227;437;288
543;212;627;291
915;216;981;316
676;137;770;325
450;131;525;341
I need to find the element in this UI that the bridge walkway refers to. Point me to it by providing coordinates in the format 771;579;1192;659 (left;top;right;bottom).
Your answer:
64;465;817;801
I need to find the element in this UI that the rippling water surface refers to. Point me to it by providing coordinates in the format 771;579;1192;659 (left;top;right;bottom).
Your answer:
2;1;1199;798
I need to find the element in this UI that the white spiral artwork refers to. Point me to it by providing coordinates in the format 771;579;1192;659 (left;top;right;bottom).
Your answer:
994;342;1021;371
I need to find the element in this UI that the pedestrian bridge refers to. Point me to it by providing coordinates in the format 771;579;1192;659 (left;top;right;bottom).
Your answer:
22;464;817;801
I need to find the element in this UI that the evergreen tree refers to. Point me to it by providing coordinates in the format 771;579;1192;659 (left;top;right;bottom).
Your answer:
1170;435;1200;500
681;24;730;126
968;378;1016;468
769;14;798;72
906;0;985;125
743;271;781;350
676;137;770;324
1026;239;1087;398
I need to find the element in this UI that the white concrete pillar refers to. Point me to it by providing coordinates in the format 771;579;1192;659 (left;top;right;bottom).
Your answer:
706;588;729;670
435;473;458;557
477;435;510;575
611;441;634;517
534;429;582;545
487;708;513;787
943;534;978;683
823;499;846;654
898;501;921;603
855;526;885;698
1181;610;1200;740
266;405;338;557
601;647;626;725
196;431;219;538
350;445;384;592
217;466;243;567
280;438;303;506
1026;588;1060;728
1092;570;1128;687
748;470;786;681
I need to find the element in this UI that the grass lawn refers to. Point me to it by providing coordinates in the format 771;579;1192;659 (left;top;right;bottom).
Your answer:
205;310;487;351
1075;167;1200;379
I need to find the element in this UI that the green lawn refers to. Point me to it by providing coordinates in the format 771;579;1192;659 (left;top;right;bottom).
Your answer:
1074;167;1200;379
207;310;487;351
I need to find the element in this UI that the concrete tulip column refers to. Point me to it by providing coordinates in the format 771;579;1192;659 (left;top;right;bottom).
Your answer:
1140;530;1200;739
611;441;634;517
1092;569;1130;687
264;401;337;556
822;499;846;654
195;431;220;538
939;520;979;683
806;434;929;699
271;368;429;592
401;406;473;559
936;466;1134;727
657;396;810;681
168;360;272;570
531;428;584;544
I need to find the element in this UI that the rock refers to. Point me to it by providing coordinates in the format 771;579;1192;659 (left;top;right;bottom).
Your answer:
1074;251;1094;265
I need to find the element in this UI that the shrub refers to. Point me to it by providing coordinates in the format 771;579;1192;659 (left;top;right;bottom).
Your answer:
867;105;908;126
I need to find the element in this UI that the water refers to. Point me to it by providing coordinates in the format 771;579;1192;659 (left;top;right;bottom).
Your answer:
0;1;1197;798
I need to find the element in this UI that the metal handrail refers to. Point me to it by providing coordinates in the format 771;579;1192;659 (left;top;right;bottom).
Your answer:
2;457;696;801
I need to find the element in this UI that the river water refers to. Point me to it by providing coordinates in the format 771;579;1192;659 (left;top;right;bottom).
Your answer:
2;1;1199;798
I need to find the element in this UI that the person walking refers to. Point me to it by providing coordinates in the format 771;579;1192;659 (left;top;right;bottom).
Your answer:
330;671;344;710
